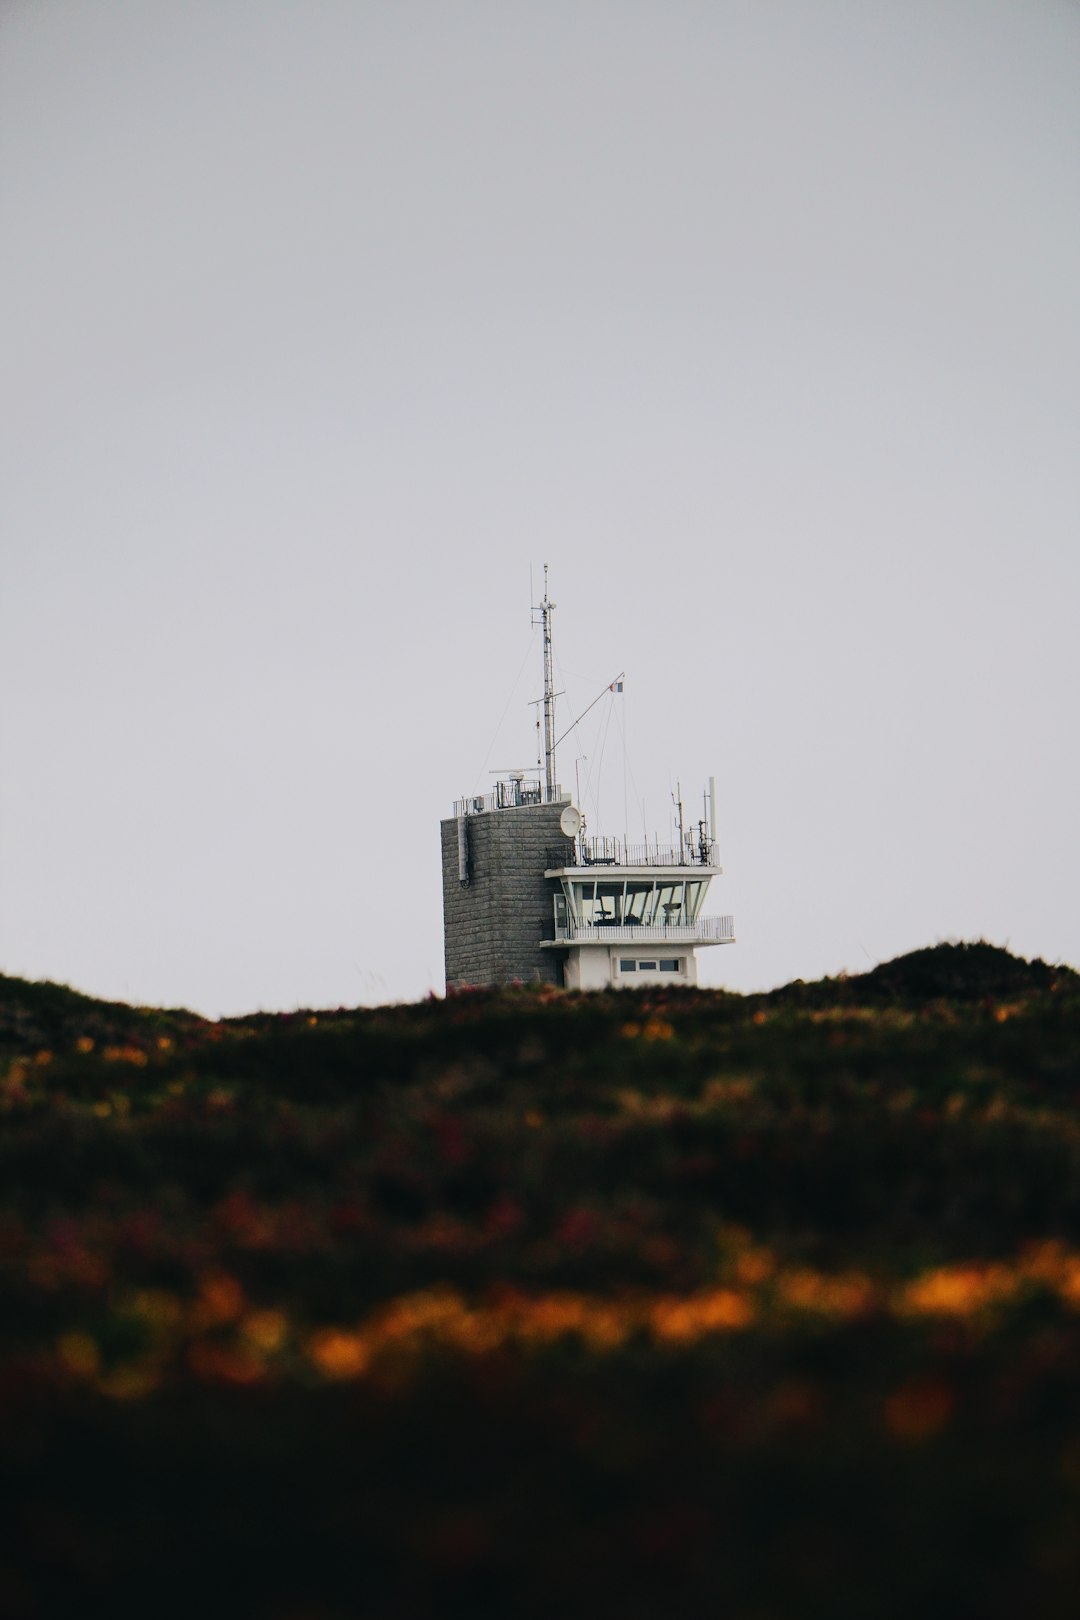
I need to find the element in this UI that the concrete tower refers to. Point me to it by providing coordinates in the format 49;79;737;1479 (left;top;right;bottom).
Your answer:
441;785;570;988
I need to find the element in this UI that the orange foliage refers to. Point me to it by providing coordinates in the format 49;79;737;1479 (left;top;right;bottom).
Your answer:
642;1018;674;1042
307;1328;370;1380
777;1269;875;1318
192;1271;246;1327
900;1264;1017;1317
650;1289;755;1341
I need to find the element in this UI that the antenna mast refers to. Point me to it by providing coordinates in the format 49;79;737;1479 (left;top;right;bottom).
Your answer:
534;565;557;802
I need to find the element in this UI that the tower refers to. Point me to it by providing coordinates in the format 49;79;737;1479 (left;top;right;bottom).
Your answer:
440;572;734;990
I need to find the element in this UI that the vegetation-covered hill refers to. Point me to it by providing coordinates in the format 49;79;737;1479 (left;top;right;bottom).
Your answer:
3;943;1080;1619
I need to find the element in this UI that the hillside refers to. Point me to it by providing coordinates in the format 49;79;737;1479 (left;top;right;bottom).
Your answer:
3;942;1080;1619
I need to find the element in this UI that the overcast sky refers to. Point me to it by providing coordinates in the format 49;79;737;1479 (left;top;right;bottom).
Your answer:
3;0;1079;1014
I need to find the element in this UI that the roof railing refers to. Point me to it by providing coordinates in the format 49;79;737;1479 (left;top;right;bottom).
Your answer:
545;836;719;870
453;779;564;817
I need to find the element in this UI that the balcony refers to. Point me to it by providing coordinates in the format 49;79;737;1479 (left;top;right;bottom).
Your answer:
543;915;735;947
545;836;719;871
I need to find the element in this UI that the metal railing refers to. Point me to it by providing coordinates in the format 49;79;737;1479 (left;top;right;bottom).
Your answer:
453;781;564;818
545;836;719;870
550;915;735;945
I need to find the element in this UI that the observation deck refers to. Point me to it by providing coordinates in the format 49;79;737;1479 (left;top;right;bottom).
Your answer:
542;915;735;947
544;835;720;873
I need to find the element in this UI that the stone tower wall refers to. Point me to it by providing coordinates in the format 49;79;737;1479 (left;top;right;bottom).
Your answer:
440;803;567;988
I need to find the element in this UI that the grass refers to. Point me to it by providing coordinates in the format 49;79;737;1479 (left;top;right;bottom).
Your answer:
2;941;1080;1619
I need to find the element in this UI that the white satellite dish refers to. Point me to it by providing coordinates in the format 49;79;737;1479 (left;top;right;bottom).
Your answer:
559;804;582;838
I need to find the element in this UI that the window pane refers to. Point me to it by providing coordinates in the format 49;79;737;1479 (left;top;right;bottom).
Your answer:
624;884;649;923
596;883;623;924
659;959;680;972
575;881;597;925
619;960;636;972
638;960;657;971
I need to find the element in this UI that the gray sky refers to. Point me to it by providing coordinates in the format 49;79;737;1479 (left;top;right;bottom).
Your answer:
3;0;1079;1014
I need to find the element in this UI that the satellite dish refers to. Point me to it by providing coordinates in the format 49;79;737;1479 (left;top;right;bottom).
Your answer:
560;804;582;838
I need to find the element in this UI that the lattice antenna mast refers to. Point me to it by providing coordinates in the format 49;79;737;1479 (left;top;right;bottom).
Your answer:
532;564;557;803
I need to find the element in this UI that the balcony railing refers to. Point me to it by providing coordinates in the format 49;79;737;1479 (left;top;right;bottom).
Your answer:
453;781;564;817
548;915;735;945
545;836;719;870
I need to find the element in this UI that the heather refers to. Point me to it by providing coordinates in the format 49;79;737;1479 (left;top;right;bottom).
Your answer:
3;943;1080;1619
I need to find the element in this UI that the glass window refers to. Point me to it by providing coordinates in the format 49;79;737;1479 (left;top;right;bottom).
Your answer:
623;883;650;924
638;960;658;971
619;959;636;972
574;881;597;925
595;883;623;924
659;958;681;973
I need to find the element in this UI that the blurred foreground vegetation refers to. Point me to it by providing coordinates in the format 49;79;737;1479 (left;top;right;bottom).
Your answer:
4;942;1080;1618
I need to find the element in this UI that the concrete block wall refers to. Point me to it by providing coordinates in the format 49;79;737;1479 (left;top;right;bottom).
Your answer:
440;802;567;988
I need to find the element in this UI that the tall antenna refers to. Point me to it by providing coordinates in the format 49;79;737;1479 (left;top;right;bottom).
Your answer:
533;564;557;802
